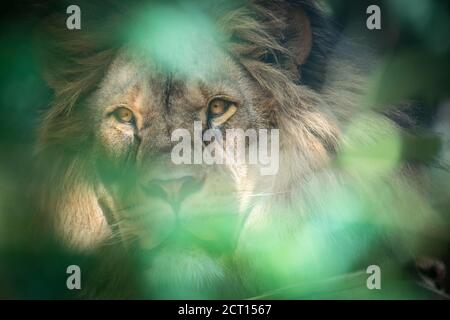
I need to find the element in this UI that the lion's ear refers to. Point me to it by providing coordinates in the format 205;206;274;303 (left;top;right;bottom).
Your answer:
35;18;115;94
34;14;81;92
251;0;314;70
285;7;313;66
34;2;121;94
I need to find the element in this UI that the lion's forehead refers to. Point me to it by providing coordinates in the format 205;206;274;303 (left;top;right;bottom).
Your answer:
93;49;251;116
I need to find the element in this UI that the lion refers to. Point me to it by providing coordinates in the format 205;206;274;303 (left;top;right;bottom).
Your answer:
34;0;448;298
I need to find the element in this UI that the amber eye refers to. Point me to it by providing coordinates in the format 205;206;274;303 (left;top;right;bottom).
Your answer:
207;98;237;127
209;99;227;116
112;106;135;124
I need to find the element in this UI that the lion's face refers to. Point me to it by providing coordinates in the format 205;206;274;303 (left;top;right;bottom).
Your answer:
87;44;272;294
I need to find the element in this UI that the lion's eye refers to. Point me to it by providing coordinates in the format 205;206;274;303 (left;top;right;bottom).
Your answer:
112;106;135;124
207;98;237;127
209;99;227;115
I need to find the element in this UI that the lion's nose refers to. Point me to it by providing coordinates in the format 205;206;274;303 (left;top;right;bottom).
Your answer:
144;176;204;209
